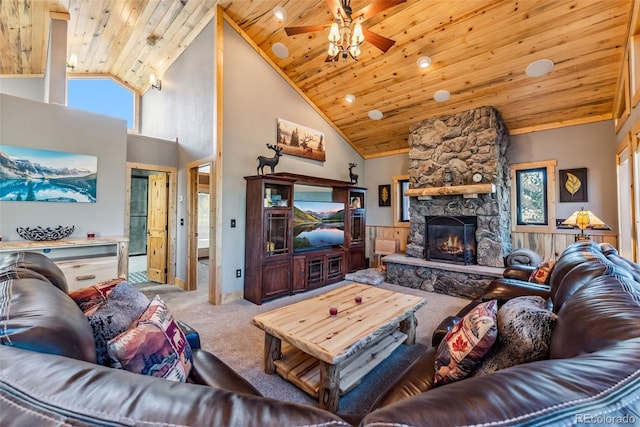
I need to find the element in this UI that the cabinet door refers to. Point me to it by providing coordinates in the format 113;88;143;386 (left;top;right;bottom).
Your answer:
292;255;307;292
261;259;291;299
306;256;325;289
350;210;365;246
326;252;344;282
348;248;366;272
264;210;291;258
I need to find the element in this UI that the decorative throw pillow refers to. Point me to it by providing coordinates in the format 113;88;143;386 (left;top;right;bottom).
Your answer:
434;299;498;384
473;296;557;376
529;259;555;285
69;277;126;314
107;295;193;382
86;281;151;366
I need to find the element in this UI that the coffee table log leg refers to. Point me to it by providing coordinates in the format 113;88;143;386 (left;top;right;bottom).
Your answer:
264;333;281;374
318;361;340;412
400;313;418;345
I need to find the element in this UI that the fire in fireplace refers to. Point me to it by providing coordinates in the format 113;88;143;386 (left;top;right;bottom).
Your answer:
425;216;477;265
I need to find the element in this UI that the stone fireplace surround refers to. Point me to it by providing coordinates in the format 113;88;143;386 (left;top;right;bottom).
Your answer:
385;106;513;299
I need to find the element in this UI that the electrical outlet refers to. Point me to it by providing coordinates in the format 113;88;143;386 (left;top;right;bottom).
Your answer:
236;269;242;278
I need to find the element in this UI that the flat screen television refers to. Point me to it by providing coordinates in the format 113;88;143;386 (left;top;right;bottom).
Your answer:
293;201;345;252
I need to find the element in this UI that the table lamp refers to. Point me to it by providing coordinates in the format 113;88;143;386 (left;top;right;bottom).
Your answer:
562;207;610;241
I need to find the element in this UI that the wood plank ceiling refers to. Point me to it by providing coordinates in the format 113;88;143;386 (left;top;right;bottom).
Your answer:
0;0;633;158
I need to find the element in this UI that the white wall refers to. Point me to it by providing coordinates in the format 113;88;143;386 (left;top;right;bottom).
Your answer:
0;77;45;102
0;94;127;240
222;21;364;296
508;120;619;232
363;153;409;226
140;21;216;283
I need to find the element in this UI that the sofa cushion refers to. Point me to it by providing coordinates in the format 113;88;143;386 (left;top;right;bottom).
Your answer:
0;276;96;363
474;296;557;376
0;251;69;292
108;295;193;382
528;259;555;284
69;277;126;314
86;281;151;366
434;299;497;384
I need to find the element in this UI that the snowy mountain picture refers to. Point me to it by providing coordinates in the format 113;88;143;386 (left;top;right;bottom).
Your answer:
0;145;97;203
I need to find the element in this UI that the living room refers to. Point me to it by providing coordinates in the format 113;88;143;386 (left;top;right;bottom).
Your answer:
1;1;640;425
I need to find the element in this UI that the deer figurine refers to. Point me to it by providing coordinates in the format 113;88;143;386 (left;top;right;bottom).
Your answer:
257;144;283;175
348;163;358;185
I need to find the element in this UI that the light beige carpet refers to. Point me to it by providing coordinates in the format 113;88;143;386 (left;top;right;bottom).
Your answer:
140;280;470;417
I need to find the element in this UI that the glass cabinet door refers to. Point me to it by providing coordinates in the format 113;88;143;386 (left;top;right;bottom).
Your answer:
264;211;290;257
350;211;365;245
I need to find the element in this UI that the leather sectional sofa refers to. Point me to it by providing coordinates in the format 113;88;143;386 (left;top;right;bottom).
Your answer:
2;242;639;426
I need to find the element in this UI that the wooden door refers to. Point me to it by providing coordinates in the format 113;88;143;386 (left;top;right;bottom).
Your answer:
147;173;168;283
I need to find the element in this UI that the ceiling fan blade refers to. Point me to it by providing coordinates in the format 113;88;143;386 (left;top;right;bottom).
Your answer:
354;0;407;20
284;25;327;36
362;27;396;52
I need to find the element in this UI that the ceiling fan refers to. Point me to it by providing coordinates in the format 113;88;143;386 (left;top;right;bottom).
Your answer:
284;0;407;62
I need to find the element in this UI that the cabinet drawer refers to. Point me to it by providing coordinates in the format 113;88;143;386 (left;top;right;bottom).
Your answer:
56;256;119;291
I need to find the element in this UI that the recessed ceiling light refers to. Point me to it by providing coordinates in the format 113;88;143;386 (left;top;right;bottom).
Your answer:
368;109;383;120
433;90;450;102
273;6;287;21
272;42;289;59
417;56;432;69
345;94;356;103
526;58;554;77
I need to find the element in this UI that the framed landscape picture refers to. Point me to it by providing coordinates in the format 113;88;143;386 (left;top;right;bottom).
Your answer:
276;118;326;162
559;168;588;203
0;145;97;203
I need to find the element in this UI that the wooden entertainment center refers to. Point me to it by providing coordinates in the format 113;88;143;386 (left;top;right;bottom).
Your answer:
244;173;366;304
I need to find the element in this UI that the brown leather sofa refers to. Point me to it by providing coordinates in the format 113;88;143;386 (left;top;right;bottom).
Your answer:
361;241;640;426
0;252;350;427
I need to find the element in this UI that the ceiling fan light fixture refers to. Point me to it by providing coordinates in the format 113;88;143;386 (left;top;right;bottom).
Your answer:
417;56;432;69
273;6;287;21
368;109;383;120
328;43;340;57
345;94;356;103
434;89;450;102
526;58;554;77
349;45;361;58
351;22;364;45
328;23;341;42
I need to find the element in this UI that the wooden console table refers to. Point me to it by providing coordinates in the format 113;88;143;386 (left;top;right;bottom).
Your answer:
0;237;129;290
252;282;426;412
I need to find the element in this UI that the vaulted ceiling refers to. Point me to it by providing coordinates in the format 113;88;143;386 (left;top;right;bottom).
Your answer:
0;0;633;158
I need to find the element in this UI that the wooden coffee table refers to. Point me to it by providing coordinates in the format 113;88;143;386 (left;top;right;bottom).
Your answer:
251;282;426;412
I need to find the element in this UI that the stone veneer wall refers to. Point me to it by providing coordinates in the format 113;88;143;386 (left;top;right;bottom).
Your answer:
405;106;512;267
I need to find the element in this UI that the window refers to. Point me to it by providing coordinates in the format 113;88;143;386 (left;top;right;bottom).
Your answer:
515;167;548;225
393;175;410;227
68;78;137;130
510;160;556;232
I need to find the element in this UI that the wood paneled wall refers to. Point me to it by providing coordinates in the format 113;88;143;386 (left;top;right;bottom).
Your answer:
365;226;618;265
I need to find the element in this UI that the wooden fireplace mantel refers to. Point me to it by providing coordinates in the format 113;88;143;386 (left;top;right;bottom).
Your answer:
405;183;495;199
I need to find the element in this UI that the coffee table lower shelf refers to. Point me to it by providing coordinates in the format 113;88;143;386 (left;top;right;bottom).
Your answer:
273;329;407;398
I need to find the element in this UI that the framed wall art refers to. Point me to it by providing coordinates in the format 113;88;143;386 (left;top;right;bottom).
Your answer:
559;168;588;203
276;118;326;162
378;184;391;207
0;145;97;203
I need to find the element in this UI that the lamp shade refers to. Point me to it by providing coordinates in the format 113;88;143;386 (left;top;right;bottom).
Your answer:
562;207;608;230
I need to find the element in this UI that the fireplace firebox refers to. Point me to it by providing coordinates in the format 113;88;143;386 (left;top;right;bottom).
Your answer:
425;216;477;265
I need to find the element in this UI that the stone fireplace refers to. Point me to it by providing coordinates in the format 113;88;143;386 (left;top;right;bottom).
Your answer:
385;106;512;298
425;215;477;265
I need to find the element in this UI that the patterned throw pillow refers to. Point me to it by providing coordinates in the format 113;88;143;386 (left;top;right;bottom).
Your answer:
434;299;498;384
474;296;557;376
69;277;126;314
107;295;193;382
529;259;555;285
86;281;151;366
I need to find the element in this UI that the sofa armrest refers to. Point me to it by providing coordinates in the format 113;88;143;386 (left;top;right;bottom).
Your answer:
189;348;262;396
176;319;201;350
503;265;535;281
483;278;551;304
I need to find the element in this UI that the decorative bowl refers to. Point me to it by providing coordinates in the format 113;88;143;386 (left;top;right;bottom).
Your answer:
16;225;75;241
